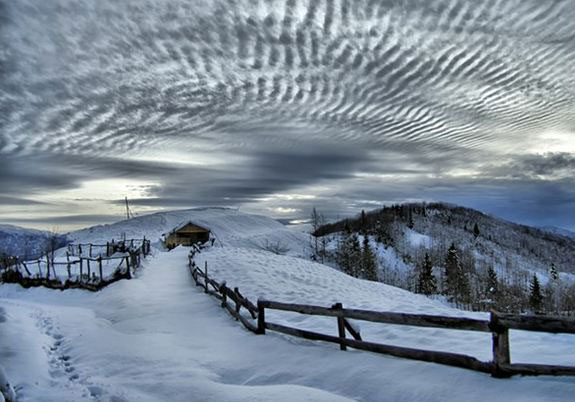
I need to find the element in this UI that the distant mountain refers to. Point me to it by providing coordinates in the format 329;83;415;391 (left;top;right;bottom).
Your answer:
0;224;68;259
539;226;575;240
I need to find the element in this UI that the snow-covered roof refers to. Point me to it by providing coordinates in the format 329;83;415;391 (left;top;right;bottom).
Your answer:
162;221;210;237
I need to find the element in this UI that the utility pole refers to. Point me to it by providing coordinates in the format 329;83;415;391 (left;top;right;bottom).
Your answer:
125;196;131;220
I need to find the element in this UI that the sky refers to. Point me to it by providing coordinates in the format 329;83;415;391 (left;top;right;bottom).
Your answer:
1;0;575;232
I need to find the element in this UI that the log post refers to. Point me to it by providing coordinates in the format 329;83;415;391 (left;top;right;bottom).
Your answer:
98;257;103;280
37;260;42;278
234;287;241;318
79;244;82;256
89;244;93;258
204;261;209;293
257;300;266;335
87;258;91;278
66;252;71;279
126;255;130;275
45;255;50;280
221;282;227;308
490;311;511;378
79;258;83;282
333;303;347;351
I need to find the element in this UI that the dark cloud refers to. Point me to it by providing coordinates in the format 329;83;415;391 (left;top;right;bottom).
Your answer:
1;0;575;230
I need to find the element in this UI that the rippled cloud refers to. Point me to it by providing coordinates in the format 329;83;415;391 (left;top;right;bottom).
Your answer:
1;0;575;230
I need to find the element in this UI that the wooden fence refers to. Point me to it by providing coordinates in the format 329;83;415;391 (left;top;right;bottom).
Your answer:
0;239;151;291
188;248;575;378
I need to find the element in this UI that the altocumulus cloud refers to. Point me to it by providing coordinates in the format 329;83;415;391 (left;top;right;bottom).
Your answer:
1;0;575;230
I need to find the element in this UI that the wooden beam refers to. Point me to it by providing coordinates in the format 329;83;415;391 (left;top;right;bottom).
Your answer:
265;322;492;373
495;312;575;334
259;300;490;332
500;363;575;377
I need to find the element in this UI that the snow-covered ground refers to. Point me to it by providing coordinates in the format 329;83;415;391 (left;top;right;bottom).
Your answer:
1;209;574;401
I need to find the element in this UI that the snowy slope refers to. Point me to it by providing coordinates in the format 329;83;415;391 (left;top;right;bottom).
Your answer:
67;208;309;257
540;226;575;240
1;210;575;401
0;224;67;259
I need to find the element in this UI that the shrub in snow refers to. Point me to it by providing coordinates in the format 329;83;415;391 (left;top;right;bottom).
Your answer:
0;365;16;402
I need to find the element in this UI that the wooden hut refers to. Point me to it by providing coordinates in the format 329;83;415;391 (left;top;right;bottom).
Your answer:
163;222;210;248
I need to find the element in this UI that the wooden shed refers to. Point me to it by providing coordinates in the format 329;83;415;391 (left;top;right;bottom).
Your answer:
164;222;210;249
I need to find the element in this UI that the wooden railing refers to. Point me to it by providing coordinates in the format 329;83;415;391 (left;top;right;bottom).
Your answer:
0;239;151;291
188;250;575;378
67;238;150;258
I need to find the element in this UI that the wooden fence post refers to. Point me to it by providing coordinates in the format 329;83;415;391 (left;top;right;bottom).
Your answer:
234;287;241;318
37;260;42;278
66;252;71;280
98;257;103;281
257;300;266;335
89;244;93;258
79;258;83;282
221;282;227;308
87;258;91;278
333;303;347;351
45;255;50;280
490;311;511;378
204;261;209;293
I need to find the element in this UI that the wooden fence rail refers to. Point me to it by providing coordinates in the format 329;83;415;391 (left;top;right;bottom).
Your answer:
188;249;575;379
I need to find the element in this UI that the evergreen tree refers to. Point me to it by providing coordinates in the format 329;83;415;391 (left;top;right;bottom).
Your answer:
486;266;498;296
349;232;361;277
335;225;361;278
549;263;559;281
473;223;480;238
361;236;378;281
529;274;544;313
444;243;460;296
417;253;437;296
443;243;471;304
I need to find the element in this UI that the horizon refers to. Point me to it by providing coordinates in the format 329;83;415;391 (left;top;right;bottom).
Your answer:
2;202;574;235
2;0;575;232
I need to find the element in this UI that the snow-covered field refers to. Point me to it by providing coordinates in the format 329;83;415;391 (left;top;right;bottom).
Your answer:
1;209;574;401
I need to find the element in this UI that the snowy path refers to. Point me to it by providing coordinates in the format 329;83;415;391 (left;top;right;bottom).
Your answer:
1;247;575;401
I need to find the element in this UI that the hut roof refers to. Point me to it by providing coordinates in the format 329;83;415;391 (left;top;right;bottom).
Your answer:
162;221;210;238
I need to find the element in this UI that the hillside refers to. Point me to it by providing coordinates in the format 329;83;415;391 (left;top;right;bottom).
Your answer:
1;209;575;401
314;203;575;314
67;208;309;257
0;225;67;260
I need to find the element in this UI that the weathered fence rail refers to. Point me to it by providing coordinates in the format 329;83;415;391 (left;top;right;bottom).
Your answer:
0;239;151;291
188;249;575;379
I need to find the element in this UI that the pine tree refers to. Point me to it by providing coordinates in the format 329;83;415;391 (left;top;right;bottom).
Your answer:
361;236;378;281
444;243;459;297
473;223;480;238
443;243;470;304
349;232;361;277
549;263;559;281
529;274;543;313
417;253;437;296
486;266;498;296
336;225;362;278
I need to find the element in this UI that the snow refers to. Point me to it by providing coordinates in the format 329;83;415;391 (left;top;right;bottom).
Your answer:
405;229;432;248
1;209;575;401
67;208;309;257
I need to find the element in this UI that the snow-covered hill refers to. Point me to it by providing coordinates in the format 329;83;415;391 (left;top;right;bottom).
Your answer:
0;225;67;259
540;226;575;240
67;208;309;257
1;208;575;401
